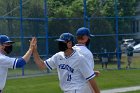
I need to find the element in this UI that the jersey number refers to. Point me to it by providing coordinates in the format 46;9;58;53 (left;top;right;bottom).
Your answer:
67;74;71;81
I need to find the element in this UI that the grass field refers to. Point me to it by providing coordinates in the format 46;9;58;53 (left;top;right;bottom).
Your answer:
8;54;140;77
4;69;140;93
94;54;140;69
5;54;140;93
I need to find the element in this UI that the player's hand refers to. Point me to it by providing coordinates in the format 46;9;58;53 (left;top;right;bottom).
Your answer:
29;37;37;51
95;71;100;77
33;38;37;51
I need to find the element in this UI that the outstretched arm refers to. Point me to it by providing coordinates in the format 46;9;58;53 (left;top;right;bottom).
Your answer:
15;37;36;68
32;38;46;70
89;78;100;93
22;37;36;62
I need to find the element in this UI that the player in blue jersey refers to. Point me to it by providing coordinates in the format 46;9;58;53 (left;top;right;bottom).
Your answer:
0;35;36;93
33;33;100;93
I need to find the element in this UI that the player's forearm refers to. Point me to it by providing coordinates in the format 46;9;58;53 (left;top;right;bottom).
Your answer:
22;49;32;63
89;78;100;93
33;49;46;70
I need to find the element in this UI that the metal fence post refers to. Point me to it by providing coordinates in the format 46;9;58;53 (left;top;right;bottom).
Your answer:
83;0;87;27
44;0;49;73
115;0;121;69
19;0;25;75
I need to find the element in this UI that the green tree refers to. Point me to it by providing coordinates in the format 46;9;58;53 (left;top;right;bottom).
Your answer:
0;0;19;36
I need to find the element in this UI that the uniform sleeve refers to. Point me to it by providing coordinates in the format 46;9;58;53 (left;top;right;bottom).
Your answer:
15;58;26;68
85;53;94;69
0;55;17;69
44;54;57;70
79;56;95;80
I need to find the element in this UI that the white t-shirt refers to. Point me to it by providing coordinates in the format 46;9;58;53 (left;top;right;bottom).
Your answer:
0;53;17;90
73;44;94;69
44;50;95;92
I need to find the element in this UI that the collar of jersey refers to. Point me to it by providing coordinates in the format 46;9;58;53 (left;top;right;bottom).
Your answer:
75;44;85;46
65;50;76;59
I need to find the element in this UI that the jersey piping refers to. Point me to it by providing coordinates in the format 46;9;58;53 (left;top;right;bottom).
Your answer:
13;58;17;69
86;73;95;80
45;61;52;70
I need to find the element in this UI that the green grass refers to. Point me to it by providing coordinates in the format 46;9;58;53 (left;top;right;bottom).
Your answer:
8;55;140;77
4;69;140;93
94;54;140;69
97;69;140;90
5;75;62;93
5;55;140;93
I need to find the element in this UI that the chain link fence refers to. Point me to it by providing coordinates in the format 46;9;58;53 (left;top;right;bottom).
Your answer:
0;0;139;77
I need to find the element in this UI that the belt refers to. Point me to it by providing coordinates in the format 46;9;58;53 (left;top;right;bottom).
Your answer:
0;90;2;93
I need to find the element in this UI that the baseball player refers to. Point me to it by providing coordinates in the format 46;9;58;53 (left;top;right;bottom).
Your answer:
0;35;36;93
73;27;100;92
73;27;100;75
33;33;100;93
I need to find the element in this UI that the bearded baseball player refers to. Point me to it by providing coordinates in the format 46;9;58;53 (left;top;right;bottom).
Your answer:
73;27;100;75
73;27;100;92
33;33;100;93
0;35;36;93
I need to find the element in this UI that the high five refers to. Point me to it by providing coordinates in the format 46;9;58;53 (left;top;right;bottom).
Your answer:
33;33;100;93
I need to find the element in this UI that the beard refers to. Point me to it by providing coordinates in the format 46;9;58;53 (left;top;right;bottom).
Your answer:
85;39;90;47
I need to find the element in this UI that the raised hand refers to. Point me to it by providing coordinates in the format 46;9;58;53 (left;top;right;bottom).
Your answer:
29;37;37;51
32;37;46;70
22;37;37;63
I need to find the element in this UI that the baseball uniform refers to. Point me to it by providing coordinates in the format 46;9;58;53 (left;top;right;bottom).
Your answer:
44;50;95;93
73;44;94;69
0;52;26;91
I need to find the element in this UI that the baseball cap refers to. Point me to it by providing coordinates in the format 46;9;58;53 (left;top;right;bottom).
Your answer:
56;33;75;43
76;27;94;37
0;35;14;44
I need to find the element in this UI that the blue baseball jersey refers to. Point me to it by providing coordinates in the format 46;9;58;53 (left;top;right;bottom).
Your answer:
44;50;95;92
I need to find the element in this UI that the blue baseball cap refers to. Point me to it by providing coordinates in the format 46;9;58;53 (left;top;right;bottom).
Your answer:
56;33;75;43
0;35;14;44
76;27;94;37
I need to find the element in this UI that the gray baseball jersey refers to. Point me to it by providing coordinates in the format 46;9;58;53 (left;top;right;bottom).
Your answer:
44;50;95;92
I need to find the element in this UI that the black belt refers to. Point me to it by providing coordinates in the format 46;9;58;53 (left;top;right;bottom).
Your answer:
0;90;2;93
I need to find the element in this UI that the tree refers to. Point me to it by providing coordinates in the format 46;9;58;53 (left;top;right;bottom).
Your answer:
0;0;138;55
0;0;19;36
